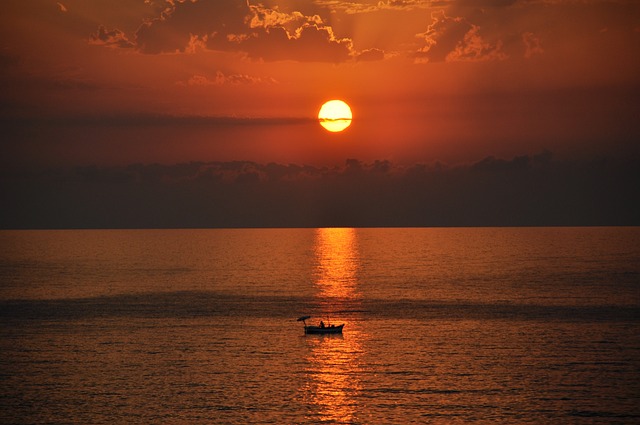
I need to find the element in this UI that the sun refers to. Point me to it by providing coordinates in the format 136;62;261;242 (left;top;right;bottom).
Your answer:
318;100;352;132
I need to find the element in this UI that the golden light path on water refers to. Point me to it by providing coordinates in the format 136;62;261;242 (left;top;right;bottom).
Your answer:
303;228;365;424
314;227;359;301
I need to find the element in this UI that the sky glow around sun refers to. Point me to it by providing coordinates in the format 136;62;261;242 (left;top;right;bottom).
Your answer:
0;0;637;168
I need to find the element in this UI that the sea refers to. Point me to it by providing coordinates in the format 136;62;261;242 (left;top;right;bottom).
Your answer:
1;227;639;424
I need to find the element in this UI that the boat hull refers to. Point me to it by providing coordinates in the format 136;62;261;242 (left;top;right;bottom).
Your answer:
305;324;344;334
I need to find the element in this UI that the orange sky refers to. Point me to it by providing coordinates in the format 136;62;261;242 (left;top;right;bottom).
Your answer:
1;0;639;167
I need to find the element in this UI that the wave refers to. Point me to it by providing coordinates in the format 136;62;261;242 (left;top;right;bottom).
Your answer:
2;291;638;323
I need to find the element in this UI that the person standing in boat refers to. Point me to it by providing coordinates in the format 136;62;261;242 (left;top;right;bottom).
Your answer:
319;321;325;328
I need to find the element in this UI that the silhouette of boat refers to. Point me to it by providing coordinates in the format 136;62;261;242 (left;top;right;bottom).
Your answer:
297;316;344;334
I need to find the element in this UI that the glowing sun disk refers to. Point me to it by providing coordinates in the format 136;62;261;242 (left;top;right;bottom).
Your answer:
318;100;352;132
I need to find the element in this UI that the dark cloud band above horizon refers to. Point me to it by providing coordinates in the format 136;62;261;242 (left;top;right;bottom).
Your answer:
2;154;638;229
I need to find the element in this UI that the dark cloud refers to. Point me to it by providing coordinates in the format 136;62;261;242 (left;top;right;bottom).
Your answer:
93;0;354;62
2;154;638;228
12;113;310;124
215;23;353;62
134;0;248;54
415;10;506;62
89;25;135;49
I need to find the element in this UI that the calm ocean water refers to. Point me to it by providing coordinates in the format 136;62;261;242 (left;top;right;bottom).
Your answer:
1;227;639;424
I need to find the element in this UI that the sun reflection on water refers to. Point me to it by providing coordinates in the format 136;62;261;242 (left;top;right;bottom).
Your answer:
303;228;365;423
303;334;364;424
314;227;359;301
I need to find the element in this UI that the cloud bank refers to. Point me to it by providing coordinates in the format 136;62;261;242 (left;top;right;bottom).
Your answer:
415;10;507;63
86;0;560;63
90;0;354;62
2;154;638;228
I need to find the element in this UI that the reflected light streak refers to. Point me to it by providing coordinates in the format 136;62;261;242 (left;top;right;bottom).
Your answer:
304;228;364;423
303;335;364;424
314;228;359;300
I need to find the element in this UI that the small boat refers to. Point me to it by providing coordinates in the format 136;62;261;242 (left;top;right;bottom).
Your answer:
297;315;344;334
